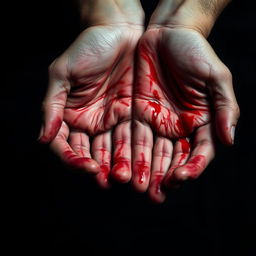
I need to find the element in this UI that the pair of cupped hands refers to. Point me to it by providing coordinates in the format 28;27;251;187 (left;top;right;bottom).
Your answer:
38;3;239;203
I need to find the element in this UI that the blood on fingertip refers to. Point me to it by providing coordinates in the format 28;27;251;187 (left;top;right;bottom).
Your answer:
152;172;164;194
62;150;100;174
112;157;130;182
100;164;111;182
135;153;150;184
39;117;62;143
176;155;206;180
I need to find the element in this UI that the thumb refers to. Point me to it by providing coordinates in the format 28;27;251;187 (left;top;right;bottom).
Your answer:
39;61;70;144
210;67;240;145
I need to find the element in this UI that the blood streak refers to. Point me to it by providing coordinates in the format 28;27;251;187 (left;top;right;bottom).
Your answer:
159;108;172;135
72;107;89;125
100;164;110;182
180;138;190;153
112;157;130;182
136;153;149;184
140;45;161;91
113;158;129;170
185;155;206;179
176;113;195;136
178;154;187;165
147;101;161;128
98;148;110;181
153;90;160;100
63;150;90;167
115;140;125;158
39;116;62;143
119;100;130;107
153;172;164;194
112;141;130;181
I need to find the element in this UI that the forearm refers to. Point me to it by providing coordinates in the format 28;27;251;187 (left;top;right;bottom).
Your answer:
78;0;144;27
149;0;231;37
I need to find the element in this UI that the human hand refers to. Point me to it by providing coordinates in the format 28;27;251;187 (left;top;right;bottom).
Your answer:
133;20;239;203
39;0;144;188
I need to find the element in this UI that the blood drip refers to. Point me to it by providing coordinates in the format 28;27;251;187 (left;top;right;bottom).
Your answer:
136;153;149;184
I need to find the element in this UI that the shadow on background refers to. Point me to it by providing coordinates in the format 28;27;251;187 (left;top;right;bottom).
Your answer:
5;0;255;255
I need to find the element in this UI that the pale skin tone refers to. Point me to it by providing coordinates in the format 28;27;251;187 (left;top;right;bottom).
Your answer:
39;0;240;203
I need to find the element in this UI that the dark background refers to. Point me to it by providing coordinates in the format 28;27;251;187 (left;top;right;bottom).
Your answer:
6;0;255;255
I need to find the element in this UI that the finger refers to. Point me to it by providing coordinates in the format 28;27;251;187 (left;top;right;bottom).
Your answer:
164;137;191;189
92;131;112;189
165;124;215;185
69;131;91;158
50;122;100;174
111;121;132;183
39;60;70;144
148;136;173;203
132;121;153;193
210;67;240;145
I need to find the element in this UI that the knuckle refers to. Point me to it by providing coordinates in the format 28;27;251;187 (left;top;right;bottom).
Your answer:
72;144;89;152
133;139;153;148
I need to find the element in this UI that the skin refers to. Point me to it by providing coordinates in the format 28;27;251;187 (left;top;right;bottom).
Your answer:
39;0;144;188
39;0;240;203
133;0;240;203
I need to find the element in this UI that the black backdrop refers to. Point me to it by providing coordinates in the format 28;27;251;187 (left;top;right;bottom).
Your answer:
6;0;255;255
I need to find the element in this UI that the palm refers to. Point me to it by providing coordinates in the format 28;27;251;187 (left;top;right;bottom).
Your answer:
134;28;215;138
62;26;140;135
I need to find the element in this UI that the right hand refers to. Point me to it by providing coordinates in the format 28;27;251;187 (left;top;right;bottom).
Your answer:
39;24;143;188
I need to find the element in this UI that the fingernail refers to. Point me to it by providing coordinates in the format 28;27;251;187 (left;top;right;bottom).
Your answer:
231;125;236;144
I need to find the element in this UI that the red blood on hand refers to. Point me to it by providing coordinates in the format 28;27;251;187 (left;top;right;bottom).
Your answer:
62;150;98;173
179;138;190;153
39;117;62;143
147;100;161;129
135;153;150;184
183;155;206;179
152;171;164;194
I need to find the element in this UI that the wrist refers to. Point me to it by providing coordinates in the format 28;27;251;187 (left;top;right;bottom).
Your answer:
78;0;144;28
148;0;231;37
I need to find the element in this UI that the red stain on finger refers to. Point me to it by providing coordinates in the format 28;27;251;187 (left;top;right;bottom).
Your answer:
39;117;62;143
175;138;191;165
63;150;91;167
135;153;150;184
152;171;164;194
112;157;130;182
100;164;111;183
183;155;206;179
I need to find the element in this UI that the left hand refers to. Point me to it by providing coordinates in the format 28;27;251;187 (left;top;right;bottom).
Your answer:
133;27;239;203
